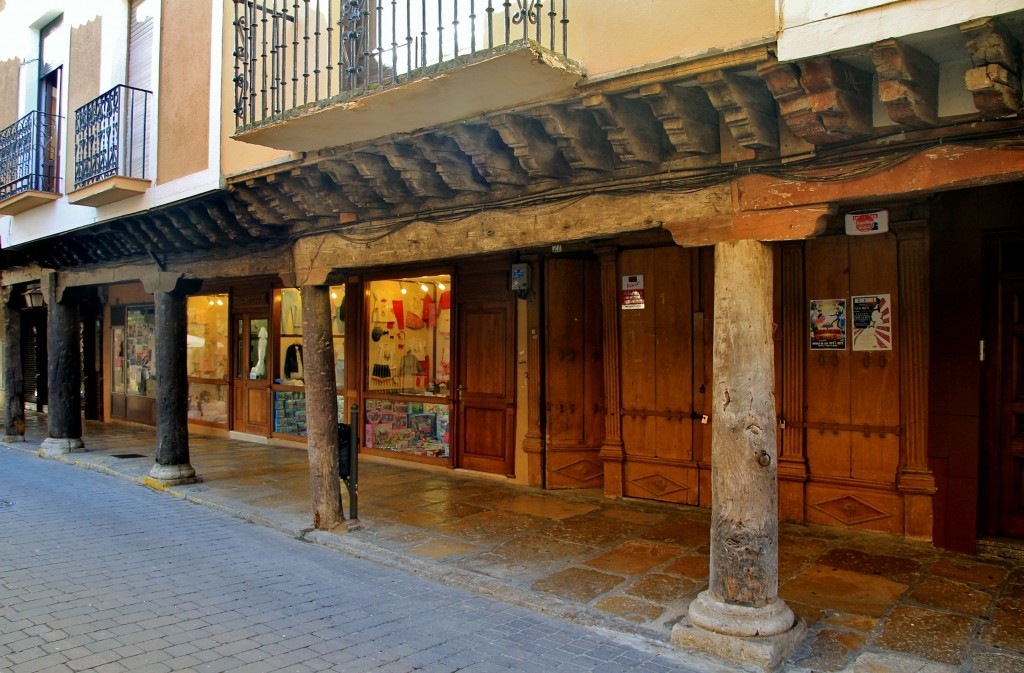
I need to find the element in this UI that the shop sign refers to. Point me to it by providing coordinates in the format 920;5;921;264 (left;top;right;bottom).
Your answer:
844;208;888;235
621;274;645;310
809;298;847;349
852;294;892;351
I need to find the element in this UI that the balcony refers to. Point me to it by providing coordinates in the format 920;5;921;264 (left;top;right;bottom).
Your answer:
232;1;581;152
68;85;153;208
0;111;62;216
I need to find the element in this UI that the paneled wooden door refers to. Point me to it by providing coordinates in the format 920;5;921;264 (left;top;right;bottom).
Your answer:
619;247;712;505
990;263;1024;537
231;311;271;436
455;270;516;475
544;257;605;488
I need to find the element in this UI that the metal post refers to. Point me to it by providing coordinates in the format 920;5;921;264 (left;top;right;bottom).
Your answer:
348;403;359;519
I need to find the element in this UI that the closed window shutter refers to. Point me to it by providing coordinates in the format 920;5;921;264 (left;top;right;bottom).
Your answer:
126;0;153;178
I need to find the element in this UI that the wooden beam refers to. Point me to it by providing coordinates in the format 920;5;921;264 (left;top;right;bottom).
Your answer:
736;144;1024;210
663;204;833;247
416;133;491;193
698;69;779;152
254;175;309;221
578;93;667;164
488;113;572;179
317;159;387;209
292;167;359;213
961;18;1022;117
870;39;939;127
531;104;616;172
759;57;873;144
379;142;455;198
348;152;416;205
449;123;531;186
231;184;285;225
636;83;719;156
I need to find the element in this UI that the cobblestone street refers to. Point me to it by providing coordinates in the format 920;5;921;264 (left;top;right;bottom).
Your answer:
0;447;717;673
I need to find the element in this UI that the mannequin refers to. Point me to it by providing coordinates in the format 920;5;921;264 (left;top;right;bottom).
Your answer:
250;326;268;378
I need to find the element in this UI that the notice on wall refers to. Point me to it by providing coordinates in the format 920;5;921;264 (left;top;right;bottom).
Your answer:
621;274;645;310
809;298;847;350
852;294;892;351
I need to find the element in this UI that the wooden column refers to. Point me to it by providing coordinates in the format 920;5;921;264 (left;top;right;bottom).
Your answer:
597;247;625;497
778;243;808;520
40;275;84;456
301;283;344;529
520;255;546;487
149;287;197;484
895;221;935;539
674;240;803;670
3;290;24;441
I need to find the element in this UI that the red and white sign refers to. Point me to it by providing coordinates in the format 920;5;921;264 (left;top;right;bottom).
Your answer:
845;209;889;235
621;274;645;310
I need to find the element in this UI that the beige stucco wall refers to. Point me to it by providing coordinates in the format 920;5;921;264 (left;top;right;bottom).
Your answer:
157;0;212;184
67;18;103;192
0;58;20;128
574;0;776;77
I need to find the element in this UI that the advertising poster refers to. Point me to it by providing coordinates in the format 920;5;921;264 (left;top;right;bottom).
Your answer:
809;298;847;350
852;294;892;351
621;274;645;310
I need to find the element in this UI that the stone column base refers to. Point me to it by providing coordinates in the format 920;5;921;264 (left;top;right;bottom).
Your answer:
39;437;85;458
673;591;806;672
3;434;25;443
147;462;198;486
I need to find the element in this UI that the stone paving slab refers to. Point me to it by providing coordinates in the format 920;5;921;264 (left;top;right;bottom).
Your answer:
4;414;1024;672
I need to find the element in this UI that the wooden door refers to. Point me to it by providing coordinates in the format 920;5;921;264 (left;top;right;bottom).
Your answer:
619;247;710;505
989;245;1024;537
545;257;605;488
455;271;516;475
232;312;271;436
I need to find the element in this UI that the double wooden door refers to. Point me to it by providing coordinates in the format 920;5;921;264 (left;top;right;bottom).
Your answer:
618;246;713;505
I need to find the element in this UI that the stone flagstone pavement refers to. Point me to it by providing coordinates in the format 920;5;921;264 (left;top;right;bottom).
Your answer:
3;413;1023;672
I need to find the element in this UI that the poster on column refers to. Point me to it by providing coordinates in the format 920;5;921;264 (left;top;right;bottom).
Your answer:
851;294;892;351
809;298;847;350
621;274;645;310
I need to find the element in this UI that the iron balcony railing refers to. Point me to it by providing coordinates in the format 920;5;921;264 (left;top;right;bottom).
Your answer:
0;110;62;201
74;85;152;191
233;0;570;128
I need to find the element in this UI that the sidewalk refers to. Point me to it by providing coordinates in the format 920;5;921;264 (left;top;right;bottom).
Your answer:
4;414;1023;673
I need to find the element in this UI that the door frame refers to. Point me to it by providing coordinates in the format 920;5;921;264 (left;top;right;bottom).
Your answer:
231;308;272;436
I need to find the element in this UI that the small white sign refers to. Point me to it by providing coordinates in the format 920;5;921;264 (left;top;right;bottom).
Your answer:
845;209;889;236
621;274;645;310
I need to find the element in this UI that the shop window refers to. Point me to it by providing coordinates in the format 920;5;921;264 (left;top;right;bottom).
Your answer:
124;305;155;397
111;325;125;394
186;293;229;426
364;275;451;459
272;286;346;437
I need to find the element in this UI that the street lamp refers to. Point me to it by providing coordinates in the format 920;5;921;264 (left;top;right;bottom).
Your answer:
23;283;44;308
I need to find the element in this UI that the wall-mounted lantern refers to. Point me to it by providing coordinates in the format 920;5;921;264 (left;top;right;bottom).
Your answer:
23;283;44;308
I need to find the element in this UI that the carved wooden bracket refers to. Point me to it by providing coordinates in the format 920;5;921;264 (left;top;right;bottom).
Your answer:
579;93;667;164
488;113;572;179
416;133;490;192
698;69;779;151
758;57;872;145
961;17;1022;117
449;124;531;186
636;83;719;156
532;104;616;172
380;142;454;198
870;39;939;127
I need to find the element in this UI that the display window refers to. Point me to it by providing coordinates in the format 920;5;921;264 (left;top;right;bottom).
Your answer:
272;286;346;437
363;275;452;460
186;293;229;426
124;305;156;397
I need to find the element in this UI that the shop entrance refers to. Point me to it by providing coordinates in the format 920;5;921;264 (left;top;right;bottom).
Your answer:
455;267;516;475
618;246;712;505
985;236;1024;538
232;311;271;436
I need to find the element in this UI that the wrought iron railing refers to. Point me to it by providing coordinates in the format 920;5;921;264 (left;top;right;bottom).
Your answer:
74;85;152;191
233;1;570;128
0;110;62;201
